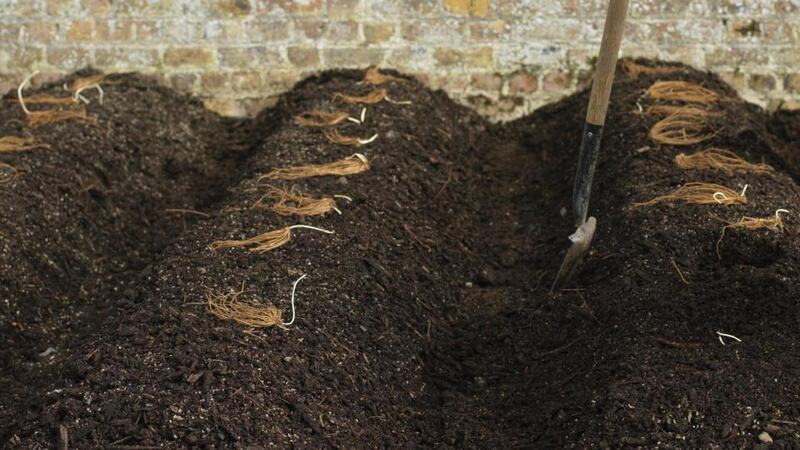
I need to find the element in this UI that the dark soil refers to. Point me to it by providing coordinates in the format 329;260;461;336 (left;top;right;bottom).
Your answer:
1;62;799;449
768;109;800;180
0;72;257;443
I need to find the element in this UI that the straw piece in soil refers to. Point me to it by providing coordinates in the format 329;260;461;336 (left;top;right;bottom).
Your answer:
69;73;107;93
675;148;774;174
324;129;378;146
363;67;403;85
716;210;788;258
622;60;685;78
26;109;97;128
209;227;291;253
646;80;720;103
0;161;18;184
0;135;48;153
208;225;333;254
9;95;77;105
17;72;97;127
333;89;387;104
645;104;721;117
69;73;107;103
633;182;748;207
261;153;370;180
207;285;283;329
253;186;338;216
649;112;715;146
294;110;350;127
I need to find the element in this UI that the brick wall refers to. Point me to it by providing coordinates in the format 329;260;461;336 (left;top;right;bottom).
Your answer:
1;0;798;119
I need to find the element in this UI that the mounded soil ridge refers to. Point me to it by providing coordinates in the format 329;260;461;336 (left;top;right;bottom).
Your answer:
1;61;799;448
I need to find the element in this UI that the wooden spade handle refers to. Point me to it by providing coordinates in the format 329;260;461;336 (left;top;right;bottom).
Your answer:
585;0;630;126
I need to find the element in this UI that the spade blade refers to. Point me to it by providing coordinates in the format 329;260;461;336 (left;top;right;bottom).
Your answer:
551;217;597;292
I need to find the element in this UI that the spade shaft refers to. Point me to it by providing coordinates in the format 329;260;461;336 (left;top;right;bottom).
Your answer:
552;0;629;291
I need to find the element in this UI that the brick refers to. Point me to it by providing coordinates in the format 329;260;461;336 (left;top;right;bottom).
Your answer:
114;0;177;16
294;20;360;42
706;47;768;68
619;47;660;61
204;20;247;43
771;48;800;66
470;72;502;92
759;21;797;45
294;20;326;40
773;0;799;14
32;71;69;87
160;20;205;44
201;72;228;93
717;0;777;15
272;0;323;14
748;73;777;93
386;47;434;72
402;19;468;42
241;96;280;116
328;0;360;19
506;0;607;18
363;23;395;44
323;48;384;67
66;19;95;41
431;74;470;91
323;21;360;42
542;69;572;92
469;20;506;42
433;47;492;68
778;100;800;111
96;20;135;41
230;71;263;91
368;0;438;17
82;0;112;15
786;74;800;93
718;71;747;92
629;0;702;18
47;47;92;68
509;18;591;42
288;47;320;68
218;46;283;68
730;19;761;38
169;73;198;92
203;97;246;117
8;46;44;69
658;46;704;69
95;48;160;67
213;0;252;16
495;45;564;67
262;71;298;91
0;22;21;43
133;20;160;42
21;22;59;43
246;20;290;41
442;0;490;17
574;68;593;89
164;47;216;67
8;0;45;15
508;71;538;94
47;0;84;16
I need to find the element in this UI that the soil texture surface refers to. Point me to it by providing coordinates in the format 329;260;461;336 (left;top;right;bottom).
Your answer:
1;61;799;448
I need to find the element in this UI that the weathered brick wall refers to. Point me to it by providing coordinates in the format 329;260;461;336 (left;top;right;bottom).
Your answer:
1;0;798;118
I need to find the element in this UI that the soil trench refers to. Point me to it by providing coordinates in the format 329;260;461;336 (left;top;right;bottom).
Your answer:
2;62;800;448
